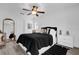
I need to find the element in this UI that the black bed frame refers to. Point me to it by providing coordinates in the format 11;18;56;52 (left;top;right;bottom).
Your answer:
41;26;58;44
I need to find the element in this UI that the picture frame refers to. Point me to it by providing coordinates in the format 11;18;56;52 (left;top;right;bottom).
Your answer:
27;23;32;29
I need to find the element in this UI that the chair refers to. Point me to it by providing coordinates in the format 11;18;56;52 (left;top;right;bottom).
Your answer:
0;32;5;47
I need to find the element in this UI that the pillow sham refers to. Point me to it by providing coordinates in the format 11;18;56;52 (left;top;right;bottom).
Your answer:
50;29;57;45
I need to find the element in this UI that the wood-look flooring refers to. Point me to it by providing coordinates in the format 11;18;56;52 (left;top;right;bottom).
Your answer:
0;41;26;55
67;48;79;55
0;40;79;55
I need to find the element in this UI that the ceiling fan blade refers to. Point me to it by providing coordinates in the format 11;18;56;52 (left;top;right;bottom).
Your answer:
22;8;31;11
27;13;31;15
20;13;24;15
37;11;45;14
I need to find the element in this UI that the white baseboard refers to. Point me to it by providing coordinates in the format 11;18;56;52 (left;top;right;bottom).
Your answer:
74;46;79;48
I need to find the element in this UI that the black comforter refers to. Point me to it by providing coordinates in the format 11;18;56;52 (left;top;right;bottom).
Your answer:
17;33;53;55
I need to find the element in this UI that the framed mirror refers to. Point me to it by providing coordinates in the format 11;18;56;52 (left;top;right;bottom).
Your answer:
3;18;15;41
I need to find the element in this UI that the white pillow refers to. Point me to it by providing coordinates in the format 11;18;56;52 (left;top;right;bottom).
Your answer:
50;29;57;45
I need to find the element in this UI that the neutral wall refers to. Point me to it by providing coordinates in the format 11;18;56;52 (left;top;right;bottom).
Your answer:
0;3;30;39
36;3;79;47
0;3;79;48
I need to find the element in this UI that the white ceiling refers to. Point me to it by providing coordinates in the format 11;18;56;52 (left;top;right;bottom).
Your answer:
0;3;78;17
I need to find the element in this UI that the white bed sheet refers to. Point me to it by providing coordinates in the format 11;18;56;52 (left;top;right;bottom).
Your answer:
18;42;53;55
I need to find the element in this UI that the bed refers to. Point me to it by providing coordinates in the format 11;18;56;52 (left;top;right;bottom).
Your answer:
16;27;57;55
16;27;69;55
17;33;53;55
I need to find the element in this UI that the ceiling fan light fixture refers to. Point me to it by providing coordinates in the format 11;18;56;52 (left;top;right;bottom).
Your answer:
21;5;45;16
32;11;37;15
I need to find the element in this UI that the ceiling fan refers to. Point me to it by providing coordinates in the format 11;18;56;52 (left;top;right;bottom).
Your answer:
20;6;45;16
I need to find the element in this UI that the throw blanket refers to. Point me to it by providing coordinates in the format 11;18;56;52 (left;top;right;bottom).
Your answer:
42;45;68;55
17;33;53;55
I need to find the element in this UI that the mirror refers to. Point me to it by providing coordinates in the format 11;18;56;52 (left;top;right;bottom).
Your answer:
3;18;15;41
